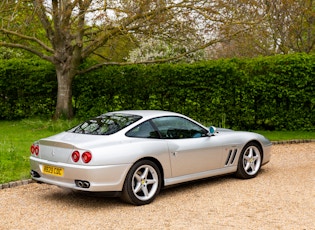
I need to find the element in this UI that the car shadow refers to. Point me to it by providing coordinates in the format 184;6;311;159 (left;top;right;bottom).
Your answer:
43;187;125;208
164;167;268;190
160;174;236;195
41;168;269;208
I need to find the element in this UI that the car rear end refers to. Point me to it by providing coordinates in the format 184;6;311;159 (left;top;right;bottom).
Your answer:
30;136;131;192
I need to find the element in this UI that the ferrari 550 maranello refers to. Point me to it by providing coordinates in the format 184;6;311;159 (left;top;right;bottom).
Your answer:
30;110;272;205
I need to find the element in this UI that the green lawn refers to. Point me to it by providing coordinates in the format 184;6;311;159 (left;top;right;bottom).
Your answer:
0;119;314;184
0;119;78;184
255;130;315;141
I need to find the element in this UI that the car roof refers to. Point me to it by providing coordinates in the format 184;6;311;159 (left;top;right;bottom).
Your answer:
106;110;183;120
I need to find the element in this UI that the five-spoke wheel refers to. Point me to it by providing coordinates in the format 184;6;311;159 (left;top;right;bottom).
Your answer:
122;160;161;205
236;142;262;179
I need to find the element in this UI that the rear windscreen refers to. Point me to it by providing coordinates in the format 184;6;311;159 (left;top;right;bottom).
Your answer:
68;113;142;135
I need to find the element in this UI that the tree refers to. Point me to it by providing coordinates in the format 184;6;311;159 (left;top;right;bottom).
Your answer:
266;0;315;54
127;38;206;62
0;0;266;119
212;0;315;58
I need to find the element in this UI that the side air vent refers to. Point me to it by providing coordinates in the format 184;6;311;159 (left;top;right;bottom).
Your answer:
225;149;238;166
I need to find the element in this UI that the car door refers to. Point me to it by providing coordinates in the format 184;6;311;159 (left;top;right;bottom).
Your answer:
166;137;223;177
152;116;223;177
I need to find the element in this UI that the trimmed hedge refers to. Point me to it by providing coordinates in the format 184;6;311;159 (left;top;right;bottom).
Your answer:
0;59;56;119
242;54;315;130
0;54;314;130
73;53;315;130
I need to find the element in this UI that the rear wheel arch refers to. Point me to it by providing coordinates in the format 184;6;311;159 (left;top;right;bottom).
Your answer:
121;157;164;205
135;157;165;187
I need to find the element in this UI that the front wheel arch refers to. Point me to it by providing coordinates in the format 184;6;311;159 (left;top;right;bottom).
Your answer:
236;141;263;179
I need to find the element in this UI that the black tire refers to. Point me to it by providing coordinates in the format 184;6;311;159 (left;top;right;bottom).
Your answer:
236;142;262;179
121;160;162;205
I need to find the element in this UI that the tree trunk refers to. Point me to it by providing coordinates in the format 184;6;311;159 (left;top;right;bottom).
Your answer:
53;66;75;119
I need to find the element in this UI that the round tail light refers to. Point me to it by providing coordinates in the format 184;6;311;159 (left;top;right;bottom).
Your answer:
30;144;39;156
82;151;92;163
72;151;80;162
35;146;39;156
30;145;35;154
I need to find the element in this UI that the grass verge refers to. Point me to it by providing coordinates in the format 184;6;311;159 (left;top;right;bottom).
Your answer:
0;119;315;184
0;119;78;184
255;130;315;141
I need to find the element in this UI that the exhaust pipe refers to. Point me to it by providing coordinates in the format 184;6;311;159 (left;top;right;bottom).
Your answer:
83;181;90;188
77;181;84;187
75;180;90;188
30;170;41;178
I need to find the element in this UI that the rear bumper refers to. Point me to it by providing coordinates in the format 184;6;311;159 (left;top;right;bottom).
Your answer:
30;156;131;192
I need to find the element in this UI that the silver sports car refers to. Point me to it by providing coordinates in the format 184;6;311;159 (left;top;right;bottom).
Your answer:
30;110;272;205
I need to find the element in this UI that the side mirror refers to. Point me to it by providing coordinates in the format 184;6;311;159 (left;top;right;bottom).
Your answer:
209;126;217;136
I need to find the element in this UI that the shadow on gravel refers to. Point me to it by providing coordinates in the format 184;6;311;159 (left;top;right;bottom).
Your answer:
43;188;124;208
160;167;269;196
39;168;270;208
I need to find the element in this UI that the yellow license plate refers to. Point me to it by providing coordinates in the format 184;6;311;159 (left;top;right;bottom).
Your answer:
42;165;64;177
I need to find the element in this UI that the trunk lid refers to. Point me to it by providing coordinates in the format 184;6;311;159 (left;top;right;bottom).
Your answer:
38;132;117;163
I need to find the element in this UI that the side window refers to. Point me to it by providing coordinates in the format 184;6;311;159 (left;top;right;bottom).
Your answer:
126;121;159;138
152;116;208;139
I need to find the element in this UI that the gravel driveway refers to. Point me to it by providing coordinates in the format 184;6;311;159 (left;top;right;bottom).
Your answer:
0;143;314;230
